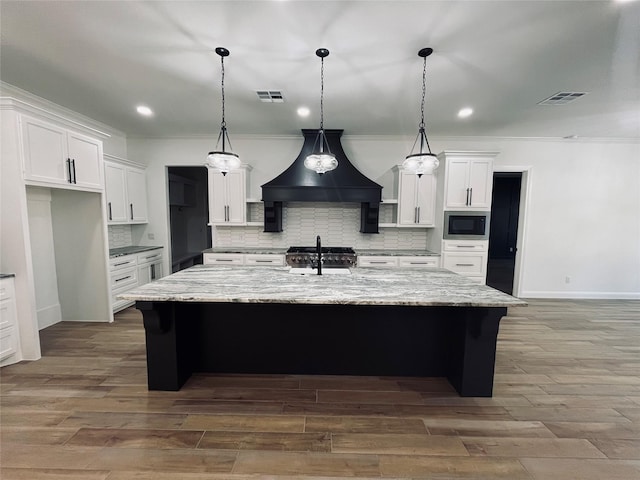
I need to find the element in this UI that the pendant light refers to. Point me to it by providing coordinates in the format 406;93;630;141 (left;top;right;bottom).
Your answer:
207;47;241;176
403;47;439;177
304;48;338;175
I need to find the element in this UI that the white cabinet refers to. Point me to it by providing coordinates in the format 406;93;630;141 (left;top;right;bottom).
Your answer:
0;276;19;366
442;240;488;283
397;169;436;226
137;250;164;285
443;154;494;210
203;253;285;266
109;248;163;312
358;255;439;268
208;167;249;225
104;156;148;224
21;115;103;191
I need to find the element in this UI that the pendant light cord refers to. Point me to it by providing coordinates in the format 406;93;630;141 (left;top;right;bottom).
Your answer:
320;56;325;130
420;54;426;130
220;55;226;129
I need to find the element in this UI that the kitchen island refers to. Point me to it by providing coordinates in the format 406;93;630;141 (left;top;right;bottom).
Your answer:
120;265;526;396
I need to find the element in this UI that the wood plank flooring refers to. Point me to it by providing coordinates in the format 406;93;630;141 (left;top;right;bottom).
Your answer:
1;299;639;479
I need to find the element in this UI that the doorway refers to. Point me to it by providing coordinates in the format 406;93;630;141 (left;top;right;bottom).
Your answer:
167;166;210;273
487;173;522;294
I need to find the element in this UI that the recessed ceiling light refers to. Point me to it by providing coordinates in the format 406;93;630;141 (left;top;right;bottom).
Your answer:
297;106;310;117
136;105;153;117
457;107;473;118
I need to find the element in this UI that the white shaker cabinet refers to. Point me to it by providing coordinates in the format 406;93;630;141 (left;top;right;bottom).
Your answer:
0;276;19;366
443;154;494;210
208;166;249;225
397;169;436;226
137;250;164;285
104;156;148;224
21;115;103;191
441;239;488;284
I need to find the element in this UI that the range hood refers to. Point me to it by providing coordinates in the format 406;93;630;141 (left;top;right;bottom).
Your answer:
261;129;382;233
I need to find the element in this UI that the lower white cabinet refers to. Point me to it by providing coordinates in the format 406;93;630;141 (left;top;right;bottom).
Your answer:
442;240;488;283
0;276;19;366
358;255;440;268
203;253;284;266
109;248;163;312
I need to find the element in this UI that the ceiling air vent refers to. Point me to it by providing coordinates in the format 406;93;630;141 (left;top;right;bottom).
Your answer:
256;90;284;103
538;92;587;105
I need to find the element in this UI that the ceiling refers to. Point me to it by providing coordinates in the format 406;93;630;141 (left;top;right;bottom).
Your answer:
1;0;639;139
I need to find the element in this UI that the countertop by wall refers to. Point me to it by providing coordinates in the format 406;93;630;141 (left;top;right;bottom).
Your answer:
109;246;163;258
202;247;439;256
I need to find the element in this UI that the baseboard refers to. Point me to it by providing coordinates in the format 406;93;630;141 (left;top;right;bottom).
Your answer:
520;291;640;300
37;303;62;330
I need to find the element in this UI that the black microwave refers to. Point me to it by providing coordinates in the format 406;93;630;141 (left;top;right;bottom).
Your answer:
443;211;490;240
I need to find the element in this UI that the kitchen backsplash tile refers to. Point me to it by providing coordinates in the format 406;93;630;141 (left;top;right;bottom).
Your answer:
108;225;133;248
215;202;429;250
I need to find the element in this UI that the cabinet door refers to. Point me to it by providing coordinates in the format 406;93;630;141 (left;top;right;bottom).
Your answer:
444;159;471;208
67;131;103;189
415;173;436;225
468;159;493;208
208;170;228;223
21;115;69;185
397;172;419;225
104;162;127;223
225;170;246;224
126;167;148;222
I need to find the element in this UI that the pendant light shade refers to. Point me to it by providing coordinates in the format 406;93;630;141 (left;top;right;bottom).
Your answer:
305;48;338;175
207;47;240;175
403;47;439;177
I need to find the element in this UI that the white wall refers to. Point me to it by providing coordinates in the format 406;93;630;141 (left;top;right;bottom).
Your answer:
128;134;640;299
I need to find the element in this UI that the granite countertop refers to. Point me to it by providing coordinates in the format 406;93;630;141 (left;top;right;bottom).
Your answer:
203;247;287;255
109;245;163;258
355;249;439;256
120;265;526;307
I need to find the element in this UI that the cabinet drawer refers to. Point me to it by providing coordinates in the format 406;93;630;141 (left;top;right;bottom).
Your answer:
398;256;439;268
137;250;163;265
0;298;16;330
0;278;15;302
0;326;17;361
443;253;487;275
358;256;398;267
203;253;244;265
244;254;285;266
110;255;137;271
110;268;137;289
443;240;488;252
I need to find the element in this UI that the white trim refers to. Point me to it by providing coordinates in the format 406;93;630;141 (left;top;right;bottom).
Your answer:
103;153;145;169
521;291;640;300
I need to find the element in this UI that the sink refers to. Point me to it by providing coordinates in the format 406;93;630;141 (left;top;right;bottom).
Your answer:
288;267;351;275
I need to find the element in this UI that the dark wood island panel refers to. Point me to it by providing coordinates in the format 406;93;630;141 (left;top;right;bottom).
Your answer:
138;300;507;397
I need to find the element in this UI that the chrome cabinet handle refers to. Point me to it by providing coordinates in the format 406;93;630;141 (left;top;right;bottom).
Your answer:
455;263;475;267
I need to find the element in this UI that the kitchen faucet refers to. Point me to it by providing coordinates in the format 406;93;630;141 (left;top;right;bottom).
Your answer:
315;235;322;275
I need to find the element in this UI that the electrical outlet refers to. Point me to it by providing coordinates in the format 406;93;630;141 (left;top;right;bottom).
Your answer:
148;233;155;240
565;276;571;284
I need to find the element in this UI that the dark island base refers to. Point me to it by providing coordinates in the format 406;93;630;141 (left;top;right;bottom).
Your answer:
137;301;507;397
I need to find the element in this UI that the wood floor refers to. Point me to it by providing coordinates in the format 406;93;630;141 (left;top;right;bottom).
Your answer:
1;299;639;479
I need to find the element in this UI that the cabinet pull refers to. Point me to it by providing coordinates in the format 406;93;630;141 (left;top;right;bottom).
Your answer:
417;206;421;223
455;263;475;267
113;261;130;267
130;203;134;220
469;187;473;205
255;260;273;263
456;245;476;249
369;261;390;264
215;259;234;262
150;264;156;280
466;188;470;206
115;275;132;282
71;159;77;184
66;158;73;183
409;261;430;265
108;202;112;220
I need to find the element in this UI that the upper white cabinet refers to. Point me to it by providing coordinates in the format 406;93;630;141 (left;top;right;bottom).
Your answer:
21;115;103;191
442;152;496;210
208;166;250;225
104;155;148;224
397;168;436;226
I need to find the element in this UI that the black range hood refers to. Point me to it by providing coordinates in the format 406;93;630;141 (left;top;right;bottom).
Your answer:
261;129;383;233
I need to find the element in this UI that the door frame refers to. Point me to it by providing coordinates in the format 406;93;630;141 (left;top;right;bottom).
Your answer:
491;166;532;297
